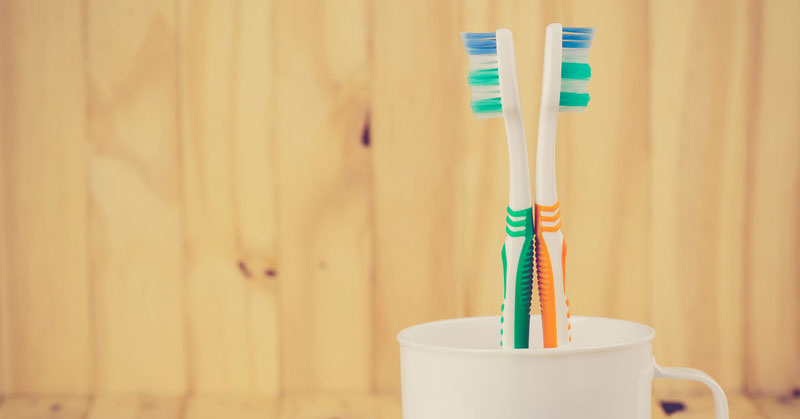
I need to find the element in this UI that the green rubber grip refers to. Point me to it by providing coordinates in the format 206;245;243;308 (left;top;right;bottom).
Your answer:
502;206;534;349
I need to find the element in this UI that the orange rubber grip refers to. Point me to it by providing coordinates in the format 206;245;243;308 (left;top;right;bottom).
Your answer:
535;202;559;348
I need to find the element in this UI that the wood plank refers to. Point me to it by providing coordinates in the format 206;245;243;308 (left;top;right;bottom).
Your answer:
745;0;800;394
0;35;5;392
755;394;800;419
177;0;280;395
0;0;91;393
86;397;182;419
652;393;765;419
274;0;372;392
649;0;752;392
0;397;88;419
281;395;382;418
184;397;277;419
373;394;402;419
372;0;464;392
86;0;185;393
185;395;398;419
0;16;5;388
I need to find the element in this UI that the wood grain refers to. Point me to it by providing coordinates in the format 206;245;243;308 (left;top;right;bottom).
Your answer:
372;394;403;418
745;0;800;394
0;394;796;418
281;395;382;418
0;138;3;396
86;397;182;419
0;0;91;393
184;397;277;419
652;393;766;419
0;397;88;419
649;0;752;392
86;0;186;393
0;1;7;395
756;395;800;419
372;0;466;391
274;0;372;392
0;0;799;397
178;0;280;395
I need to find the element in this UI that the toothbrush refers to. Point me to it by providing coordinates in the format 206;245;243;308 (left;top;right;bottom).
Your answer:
534;24;594;348
460;29;534;349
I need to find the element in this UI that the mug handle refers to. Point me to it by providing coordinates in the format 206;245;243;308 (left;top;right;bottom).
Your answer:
653;359;729;419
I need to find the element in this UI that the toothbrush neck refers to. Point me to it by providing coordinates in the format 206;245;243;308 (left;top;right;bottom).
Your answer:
536;24;563;206
535;107;559;206
504;111;532;211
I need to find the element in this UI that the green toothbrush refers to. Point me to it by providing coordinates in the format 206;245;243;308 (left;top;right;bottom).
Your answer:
460;29;534;348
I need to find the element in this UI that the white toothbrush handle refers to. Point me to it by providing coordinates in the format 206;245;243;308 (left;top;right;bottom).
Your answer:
536;23;562;205
497;29;530;210
535;23;571;348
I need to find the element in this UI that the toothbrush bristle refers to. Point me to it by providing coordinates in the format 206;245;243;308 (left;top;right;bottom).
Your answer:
560;27;594;112
460;32;503;119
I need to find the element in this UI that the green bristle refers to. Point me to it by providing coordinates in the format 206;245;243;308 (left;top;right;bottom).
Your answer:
561;62;591;80
468;68;500;86
559;92;590;107
471;97;503;114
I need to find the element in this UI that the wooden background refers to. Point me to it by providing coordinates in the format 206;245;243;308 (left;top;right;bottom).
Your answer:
1;0;799;405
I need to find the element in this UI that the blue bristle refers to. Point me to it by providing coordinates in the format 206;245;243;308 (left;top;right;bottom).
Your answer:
562;27;594;48
465;40;496;48
562;27;595;34
563;40;592;48
460;32;497;55
462;32;496;38
562;33;594;41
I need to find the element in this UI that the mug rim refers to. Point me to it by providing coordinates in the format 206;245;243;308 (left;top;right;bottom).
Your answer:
397;315;656;356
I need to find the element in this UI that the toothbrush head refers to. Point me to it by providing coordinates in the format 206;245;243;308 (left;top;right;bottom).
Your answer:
460;32;503;119
559;27;594;112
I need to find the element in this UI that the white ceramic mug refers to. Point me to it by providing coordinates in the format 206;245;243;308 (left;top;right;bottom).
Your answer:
398;316;727;419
